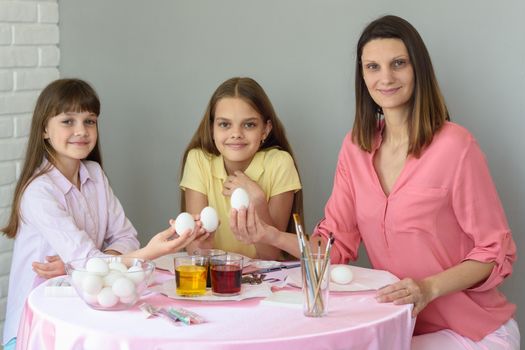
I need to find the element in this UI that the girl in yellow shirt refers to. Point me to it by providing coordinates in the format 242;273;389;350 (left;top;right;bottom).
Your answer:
179;77;303;259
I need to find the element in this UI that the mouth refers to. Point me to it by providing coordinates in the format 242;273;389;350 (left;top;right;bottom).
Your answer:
68;141;90;146
225;143;247;150
378;87;401;95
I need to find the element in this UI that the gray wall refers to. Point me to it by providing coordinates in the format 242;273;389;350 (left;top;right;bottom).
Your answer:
60;0;524;343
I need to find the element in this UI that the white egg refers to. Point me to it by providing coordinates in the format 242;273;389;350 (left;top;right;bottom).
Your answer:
330;265;354;285
173;212;195;236
103;270;123;287
230;188;250;210
127;265;145;284
83;292;99;304
108;262;128;273
200;206;219;232
81;274;104;294
112;277;136;298
86;257;109;275
119;293;137;304
97;287;119;308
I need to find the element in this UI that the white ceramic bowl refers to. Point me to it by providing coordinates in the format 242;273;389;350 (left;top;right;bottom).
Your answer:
65;256;155;311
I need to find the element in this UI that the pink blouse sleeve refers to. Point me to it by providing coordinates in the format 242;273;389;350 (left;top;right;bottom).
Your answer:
452;138;516;291
313;135;361;264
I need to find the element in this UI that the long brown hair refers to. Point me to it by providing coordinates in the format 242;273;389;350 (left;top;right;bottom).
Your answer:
352;15;449;157
2;79;102;238
180;77;304;233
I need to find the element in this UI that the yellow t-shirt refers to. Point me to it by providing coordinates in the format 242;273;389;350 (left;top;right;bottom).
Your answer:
180;148;302;258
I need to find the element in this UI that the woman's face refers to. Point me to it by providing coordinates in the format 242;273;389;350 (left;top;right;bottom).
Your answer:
361;38;414;115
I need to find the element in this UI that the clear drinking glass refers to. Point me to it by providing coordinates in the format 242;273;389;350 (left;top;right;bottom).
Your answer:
174;255;207;296
192;248;226;288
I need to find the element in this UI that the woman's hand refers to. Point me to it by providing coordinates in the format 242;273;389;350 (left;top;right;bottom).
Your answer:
223;171;266;205
32;255;65;279
375;278;436;317
230;204;277;245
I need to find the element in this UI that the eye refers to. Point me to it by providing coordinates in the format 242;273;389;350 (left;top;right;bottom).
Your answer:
217;121;230;128
85;119;97;126
393;59;407;69
244;122;257;129
365;63;379;71
61;119;74;125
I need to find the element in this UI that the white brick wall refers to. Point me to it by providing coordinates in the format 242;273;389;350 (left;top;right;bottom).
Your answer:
0;1;60;344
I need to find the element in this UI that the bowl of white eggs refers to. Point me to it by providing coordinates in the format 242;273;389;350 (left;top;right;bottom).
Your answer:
65;256;155;311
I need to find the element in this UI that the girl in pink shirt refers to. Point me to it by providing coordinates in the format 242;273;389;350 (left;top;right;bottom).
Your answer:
231;16;519;349
1;79;203;349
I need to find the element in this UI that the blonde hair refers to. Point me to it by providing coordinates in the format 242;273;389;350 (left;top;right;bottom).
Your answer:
2;79;101;238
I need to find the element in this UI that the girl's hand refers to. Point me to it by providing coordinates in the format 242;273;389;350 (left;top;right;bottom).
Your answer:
223;171;266;205
230;204;277;245
375;278;435;317
32;255;65;279
144;225;198;259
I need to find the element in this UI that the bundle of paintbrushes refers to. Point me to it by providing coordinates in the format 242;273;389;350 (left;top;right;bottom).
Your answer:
293;214;335;317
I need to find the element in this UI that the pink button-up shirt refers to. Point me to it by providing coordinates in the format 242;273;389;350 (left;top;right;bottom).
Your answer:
314;122;516;341
3;160;139;344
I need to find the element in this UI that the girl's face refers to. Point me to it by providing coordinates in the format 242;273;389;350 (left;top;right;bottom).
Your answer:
213;97;272;173
44;111;98;168
361;38;414;116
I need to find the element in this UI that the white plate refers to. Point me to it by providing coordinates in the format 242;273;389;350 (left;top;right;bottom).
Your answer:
150;279;272;301
287;265;399;292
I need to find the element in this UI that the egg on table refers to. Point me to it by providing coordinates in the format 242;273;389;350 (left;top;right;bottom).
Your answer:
230;188;250;210
173;212;195;236
200;206;219;232
330;265;354;285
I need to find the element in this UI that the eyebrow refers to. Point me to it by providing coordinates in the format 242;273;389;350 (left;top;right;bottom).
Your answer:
215;117;260;122
362;55;409;63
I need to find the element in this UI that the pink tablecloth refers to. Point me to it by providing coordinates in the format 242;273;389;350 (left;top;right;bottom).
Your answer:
16;270;415;350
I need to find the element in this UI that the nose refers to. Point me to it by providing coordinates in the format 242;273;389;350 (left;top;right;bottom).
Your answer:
74;123;88;136
230;125;243;139
379;67;395;84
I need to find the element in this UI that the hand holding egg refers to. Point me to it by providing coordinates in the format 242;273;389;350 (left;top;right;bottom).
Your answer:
173;212;196;237
173;207;219;235
199;206;219;232
230;187;250;210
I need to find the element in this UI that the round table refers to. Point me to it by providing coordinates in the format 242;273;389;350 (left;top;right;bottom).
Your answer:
16;269;415;350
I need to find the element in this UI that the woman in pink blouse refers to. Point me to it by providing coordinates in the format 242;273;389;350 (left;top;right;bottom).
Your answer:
230;15;519;349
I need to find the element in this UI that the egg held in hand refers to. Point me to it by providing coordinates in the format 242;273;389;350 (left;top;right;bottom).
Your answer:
330;265;354;285
230;188;250;210
200;206;219;232
173;212;195;236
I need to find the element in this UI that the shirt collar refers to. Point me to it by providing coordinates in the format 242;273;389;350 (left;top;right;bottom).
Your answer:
211;151;265;181
43;158;93;194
